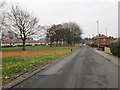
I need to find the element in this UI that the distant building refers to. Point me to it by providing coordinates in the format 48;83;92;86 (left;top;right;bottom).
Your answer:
93;34;111;45
84;34;119;46
2;39;50;47
111;38;120;43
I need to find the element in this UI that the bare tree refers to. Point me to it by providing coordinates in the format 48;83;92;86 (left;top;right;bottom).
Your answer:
66;22;82;45
0;2;5;8
46;22;82;46
7;6;41;50
0;2;6;40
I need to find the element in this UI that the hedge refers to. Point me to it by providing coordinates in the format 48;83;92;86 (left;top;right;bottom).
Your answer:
90;43;97;47
110;42;120;57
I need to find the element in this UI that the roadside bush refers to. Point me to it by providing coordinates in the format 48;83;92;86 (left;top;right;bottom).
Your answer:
90;43;95;47
110;42;120;57
90;43;97;47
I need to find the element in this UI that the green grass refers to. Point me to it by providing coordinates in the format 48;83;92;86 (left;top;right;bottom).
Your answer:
2;45;78;52
2;45;80;83
2;53;69;83
2;54;63;77
2;45;52;51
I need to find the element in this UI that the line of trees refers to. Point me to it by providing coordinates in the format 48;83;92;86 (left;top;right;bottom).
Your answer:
46;22;82;46
1;2;82;50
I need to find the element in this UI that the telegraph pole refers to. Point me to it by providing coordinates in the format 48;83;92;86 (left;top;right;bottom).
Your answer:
106;28;107;45
106;28;107;36
97;21;99;49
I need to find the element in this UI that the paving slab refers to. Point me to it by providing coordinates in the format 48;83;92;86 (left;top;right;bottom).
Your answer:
91;47;119;66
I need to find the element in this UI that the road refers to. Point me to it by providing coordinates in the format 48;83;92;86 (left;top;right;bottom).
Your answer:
12;46;118;88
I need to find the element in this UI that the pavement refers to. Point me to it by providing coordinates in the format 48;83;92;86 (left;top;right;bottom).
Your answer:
3;45;118;89
90;47;119;66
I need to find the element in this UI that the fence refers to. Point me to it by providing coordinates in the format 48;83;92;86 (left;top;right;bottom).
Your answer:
104;47;111;54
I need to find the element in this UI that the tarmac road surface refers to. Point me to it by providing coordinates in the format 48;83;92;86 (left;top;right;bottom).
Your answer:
11;46;118;88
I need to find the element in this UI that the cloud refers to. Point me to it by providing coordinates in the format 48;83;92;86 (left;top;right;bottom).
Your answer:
6;0;118;38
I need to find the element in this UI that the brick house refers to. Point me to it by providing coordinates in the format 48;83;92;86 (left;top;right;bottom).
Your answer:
85;34;119;46
2;39;50;47
93;34;111;45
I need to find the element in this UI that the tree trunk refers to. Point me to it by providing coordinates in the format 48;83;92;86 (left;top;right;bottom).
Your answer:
74;41;75;46
23;39;26;51
56;40;58;46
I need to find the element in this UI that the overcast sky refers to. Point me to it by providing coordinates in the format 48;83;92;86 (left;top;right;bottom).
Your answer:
3;0;119;38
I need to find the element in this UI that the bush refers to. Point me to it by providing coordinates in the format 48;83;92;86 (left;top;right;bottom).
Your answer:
90;43;97;47
110;42;120;57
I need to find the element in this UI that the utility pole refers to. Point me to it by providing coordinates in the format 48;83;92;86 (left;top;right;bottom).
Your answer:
106;28;107;45
118;1;120;38
97;21;99;49
106;28;107;36
92;34;94;43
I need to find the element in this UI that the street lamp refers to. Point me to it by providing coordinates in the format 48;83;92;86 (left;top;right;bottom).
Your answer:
105;28;107;46
97;21;99;49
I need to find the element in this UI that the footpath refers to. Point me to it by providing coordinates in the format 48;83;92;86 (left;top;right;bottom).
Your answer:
91;47;119;66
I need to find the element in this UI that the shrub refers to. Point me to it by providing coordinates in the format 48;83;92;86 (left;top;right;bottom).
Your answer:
90;43;96;47
90;43;95;47
110;42;120;57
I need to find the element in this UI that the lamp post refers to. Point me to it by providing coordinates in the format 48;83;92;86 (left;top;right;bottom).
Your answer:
105;28;107;46
97;21;99;49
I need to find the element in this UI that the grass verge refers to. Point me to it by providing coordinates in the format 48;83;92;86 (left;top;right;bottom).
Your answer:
2;45;79;84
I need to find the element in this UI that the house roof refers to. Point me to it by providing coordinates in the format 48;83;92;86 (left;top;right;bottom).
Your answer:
2;39;49;44
95;34;108;39
111;38;120;42
34;40;49;43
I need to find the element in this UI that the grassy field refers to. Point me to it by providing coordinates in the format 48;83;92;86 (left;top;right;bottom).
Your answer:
2;45;69;52
1;45;80;84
